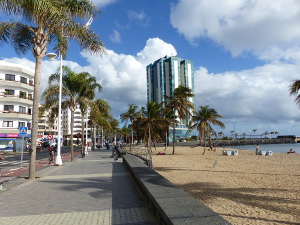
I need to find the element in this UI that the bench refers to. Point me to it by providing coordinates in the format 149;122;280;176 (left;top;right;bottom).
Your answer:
123;155;230;225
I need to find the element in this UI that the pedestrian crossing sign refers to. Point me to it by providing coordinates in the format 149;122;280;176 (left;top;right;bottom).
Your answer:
19;127;28;135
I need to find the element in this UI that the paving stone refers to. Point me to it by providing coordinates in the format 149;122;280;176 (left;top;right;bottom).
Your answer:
0;149;156;225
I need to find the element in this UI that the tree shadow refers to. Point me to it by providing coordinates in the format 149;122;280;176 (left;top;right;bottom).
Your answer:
179;181;300;223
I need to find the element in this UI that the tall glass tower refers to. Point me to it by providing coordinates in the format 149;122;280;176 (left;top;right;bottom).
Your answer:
146;55;195;141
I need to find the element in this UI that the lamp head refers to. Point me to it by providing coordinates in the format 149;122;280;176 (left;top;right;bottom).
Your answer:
46;53;57;60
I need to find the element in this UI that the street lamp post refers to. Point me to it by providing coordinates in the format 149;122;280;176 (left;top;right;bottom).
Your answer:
46;52;63;166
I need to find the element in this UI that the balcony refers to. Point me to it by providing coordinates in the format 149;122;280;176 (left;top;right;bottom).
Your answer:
0;94;33;105
1;111;32;120
1;79;34;91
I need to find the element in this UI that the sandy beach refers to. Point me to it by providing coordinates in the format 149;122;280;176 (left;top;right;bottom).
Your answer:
151;146;300;225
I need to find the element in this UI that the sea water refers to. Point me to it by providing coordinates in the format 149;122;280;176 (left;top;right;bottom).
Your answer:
228;143;300;154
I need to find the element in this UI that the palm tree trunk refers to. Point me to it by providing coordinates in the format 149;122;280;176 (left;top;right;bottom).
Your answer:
81;115;85;155
172;117;176;154
164;131;167;151
29;56;43;179
130;128;133;150
70;109;74;161
148;126;152;152
202;133;207;155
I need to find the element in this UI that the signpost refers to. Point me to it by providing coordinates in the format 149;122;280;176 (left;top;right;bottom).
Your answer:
19;127;28;167
47;134;53;140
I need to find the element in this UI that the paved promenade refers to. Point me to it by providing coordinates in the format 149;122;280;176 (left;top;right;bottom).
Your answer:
0;149;156;225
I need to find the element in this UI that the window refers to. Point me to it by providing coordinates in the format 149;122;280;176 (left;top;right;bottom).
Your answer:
3;121;13;127
5;74;15;81
28;94;33;100
37;132;43;136
4;105;14;111
19;122;25;128
28;108;32;114
27;123;32;130
20;77;27;84
19;91;26;98
5;89;15;95
38;125;46;129
19;106;26;114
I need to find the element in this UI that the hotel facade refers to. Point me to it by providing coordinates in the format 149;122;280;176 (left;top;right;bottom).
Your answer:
146;56;195;141
0;61;34;151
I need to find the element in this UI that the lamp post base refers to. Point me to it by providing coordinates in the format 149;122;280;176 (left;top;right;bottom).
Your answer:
54;156;63;166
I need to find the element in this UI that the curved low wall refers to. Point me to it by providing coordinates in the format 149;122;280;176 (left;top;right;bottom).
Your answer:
123;154;231;225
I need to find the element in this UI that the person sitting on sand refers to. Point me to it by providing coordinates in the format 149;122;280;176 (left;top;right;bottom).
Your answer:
287;149;297;154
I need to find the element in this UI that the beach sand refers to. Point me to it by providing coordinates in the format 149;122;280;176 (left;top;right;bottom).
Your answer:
151;146;300;225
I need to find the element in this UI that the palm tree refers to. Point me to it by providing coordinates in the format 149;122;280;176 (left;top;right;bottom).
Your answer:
0;0;104;179
42;66;101;160
90;99;111;148
290;80;300;106
252;129;257;138
121;126;131;144
242;133;246;139
77;74;102;155
230;131;235;139
189;105;225;155
120;104;140;149
218;131;224;139
264;131;269;138
164;85;195;154
137;102;171;151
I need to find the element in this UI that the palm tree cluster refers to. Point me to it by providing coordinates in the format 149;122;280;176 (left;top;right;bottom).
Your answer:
41;66;128;162
41;66;105;159
189;105;225;155
120;86;226;155
0;0;104;179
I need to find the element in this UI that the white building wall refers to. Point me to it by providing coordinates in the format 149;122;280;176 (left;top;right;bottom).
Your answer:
174;60;179;88
165;62;170;97
147;67;152;102
157;63;161;103
0;62;34;150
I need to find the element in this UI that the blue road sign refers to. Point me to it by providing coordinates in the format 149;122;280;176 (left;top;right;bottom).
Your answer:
19;127;28;135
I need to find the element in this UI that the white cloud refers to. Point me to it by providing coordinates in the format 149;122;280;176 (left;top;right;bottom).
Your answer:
127;10;151;27
79;38;178;118
91;0;118;8
3;37;300;135
170;0;300;57
128;10;146;21
109;29;121;43
136;38;177;65
194;62;300;134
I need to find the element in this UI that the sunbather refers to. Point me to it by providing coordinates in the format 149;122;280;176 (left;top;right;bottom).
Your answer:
287;149;297;154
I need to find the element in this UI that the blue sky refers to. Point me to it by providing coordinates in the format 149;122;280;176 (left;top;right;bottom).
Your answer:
1;0;300;137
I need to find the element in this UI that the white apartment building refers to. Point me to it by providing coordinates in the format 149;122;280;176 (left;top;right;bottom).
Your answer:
0;61;34;151
62;106;91;145
37;105;59;144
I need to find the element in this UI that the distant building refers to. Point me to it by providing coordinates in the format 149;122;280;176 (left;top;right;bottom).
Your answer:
0;61;34;151
37;105;59;144
146;56;195;141
62;106;91;145
37;105;92;146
